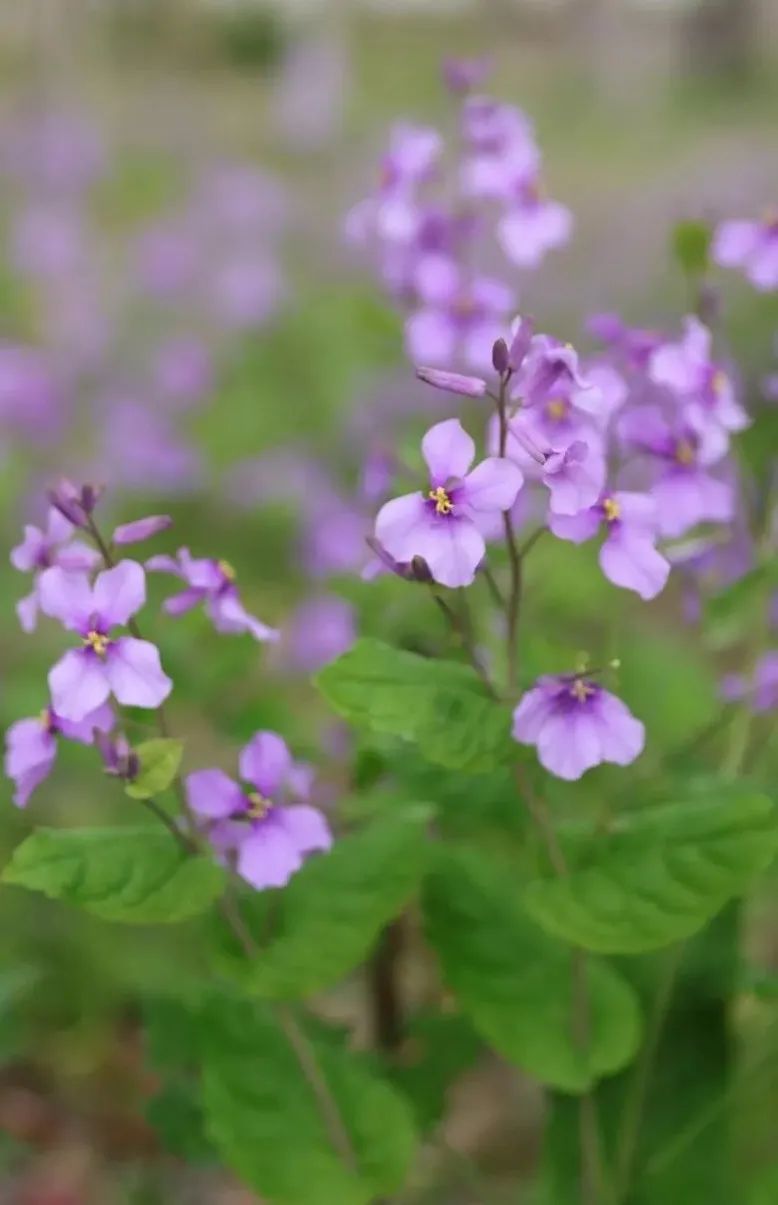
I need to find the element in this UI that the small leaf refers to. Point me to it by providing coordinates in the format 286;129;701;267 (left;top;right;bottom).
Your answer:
317;639;513;773
126;738;184;799
201;999;417;1205
212;808;432;998
423;846;642;1093
3;826;224;923
672;219;712;277
525;794;778;954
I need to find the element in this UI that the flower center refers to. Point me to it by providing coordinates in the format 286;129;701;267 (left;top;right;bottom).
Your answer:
452;294;477;319
602;496;620;523
569;678;595;703
675;438;695;466
218;559;237;582
83;630;110;657
711;369;728;396
245;791;271;821
428;486;455;516
546;397;568;422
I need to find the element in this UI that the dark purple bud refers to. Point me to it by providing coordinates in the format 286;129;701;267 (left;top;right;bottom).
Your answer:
508;317;535;372
113;514;173;546
80;484;103;515
410;555;433;583
96;731;138;781
47;478;87;527
416;366;487;399
491;338;510;375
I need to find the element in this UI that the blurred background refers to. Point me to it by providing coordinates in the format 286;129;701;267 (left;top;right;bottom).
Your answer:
0;1;777;1201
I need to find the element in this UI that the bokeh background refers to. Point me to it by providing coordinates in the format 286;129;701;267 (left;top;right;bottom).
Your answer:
0;1;777;1201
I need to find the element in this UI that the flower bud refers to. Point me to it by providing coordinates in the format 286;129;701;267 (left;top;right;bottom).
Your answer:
113;515;173;546
491;338;510;375
508;317;535;371
416;366;487;399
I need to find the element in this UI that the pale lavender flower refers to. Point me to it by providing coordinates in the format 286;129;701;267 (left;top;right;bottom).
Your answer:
712;213;778;292
512;673;644;781
283;595;356;674
459;97;540;201
4;701;113;808
375;418;523;588
98;401;202;494
550;491;670;600
147;549;278;643
498;184;573;270
11;508;99;633
406;255;515;371
541;441;606;516
209;255;284;329
648;316;748;435
345;123;442;249
185;731;332;890
38;561;172;722
0;344;62;441
133;221;200;300
151;337;214;410
618;404;733;537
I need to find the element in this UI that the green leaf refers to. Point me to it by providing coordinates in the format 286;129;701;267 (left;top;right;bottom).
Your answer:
618;631;718;750
3;826;225;923
125;738;184;799
212;809;432;998
389;1012;481;1133
200;999;416;1205
423;846;642;1093
672;219;712;276
316;639;513;773
524;794;777;954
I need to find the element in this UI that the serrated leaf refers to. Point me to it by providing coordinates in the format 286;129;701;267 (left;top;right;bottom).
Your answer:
200;999;416;1205
317;639;513;773
2;826;225;923
212;809;432;998
524;794;777;954
672;219;712;276
126;738;184;799
423;846;642;1093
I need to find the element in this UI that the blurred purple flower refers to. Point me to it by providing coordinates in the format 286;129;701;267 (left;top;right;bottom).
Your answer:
133;222;201;300
185;731;332;890
210;255;284;329
11;507;99;632
498;184;573;270
719;651;778;713
151;337;214;410
98;401;202;494
512;673;644;780
541;441;605;517
648;316;748;435
147;548;278;642
4;701;114;808
9;204;87;280
345;122;442;249
550;491;670;600
406;255;515;371
375;418;523;588
712;214;778;292
38;561;172;721
283;595;356;674
0;344;62;440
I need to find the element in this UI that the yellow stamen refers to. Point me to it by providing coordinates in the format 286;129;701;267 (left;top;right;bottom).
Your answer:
218;559;236;582
546;397;568;422
428;486;455;516
246;791;270;821
675;439;695;466
38;708;51;728
712;370;728;396
453;295;476;318
602;497;620;523
83;630;110;657
570;678;594;703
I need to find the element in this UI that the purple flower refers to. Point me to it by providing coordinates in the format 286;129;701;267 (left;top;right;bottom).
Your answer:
151;337;214;410
648;316;748;435
541;441;606;517
459;98;540;201
147;548;278;642
185;731;332;890
374;418;523;588
550;491;670;600
618;404;733;538
38;561;172;722
11;508;99;633
113;515;173;546
0;344;62;440
283;595;356;674
406;255;515;371
498;184;573;269
712;214;778;292
512;673;645;781
442;56;492;95
719;651;778;714
210;255;284;329
4;701;114;808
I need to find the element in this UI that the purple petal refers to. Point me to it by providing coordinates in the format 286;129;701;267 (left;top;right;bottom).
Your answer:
712;220;760;268
56;540;100;572
37;568;94;631
103;637;172;709
186;768;244;819
405;308;457;368
537;707;603;781
237;819;303;890
4;718;57;807
423;517;486;589
146;554;183;576
544;448;605;517
416;366;487;399
92;561;146;628
512;684;558;744
16;590;39;633
748;238;778;291
113;515;173;546
613;491;659;535
164;588;204;617
10;525;45;572
57;701;115;744
600;530;670;600
498;200;572;268
421;418;475;484
48;648;111;721
548;507;601;544
462;457;523;513
239;731;292;798
375;492;437;565
46;507;76;544
208;592;279;642
276;805;333;854
594;692;645;766
413;253;461;305
652;470;733;538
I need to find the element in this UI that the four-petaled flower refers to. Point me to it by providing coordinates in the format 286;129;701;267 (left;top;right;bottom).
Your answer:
712;212;778;292
375;418;523;588
11;507;99;632
147;548;279;642
38;561;173;721
512;673;645;780
648;316;748;437
550;491;670;600
4;701;113;807
185;731;332;890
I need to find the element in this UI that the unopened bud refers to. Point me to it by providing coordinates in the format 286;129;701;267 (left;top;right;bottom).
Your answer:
416;366;487;399
508;317;535;372
410;555;433;583
491;338;510;375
